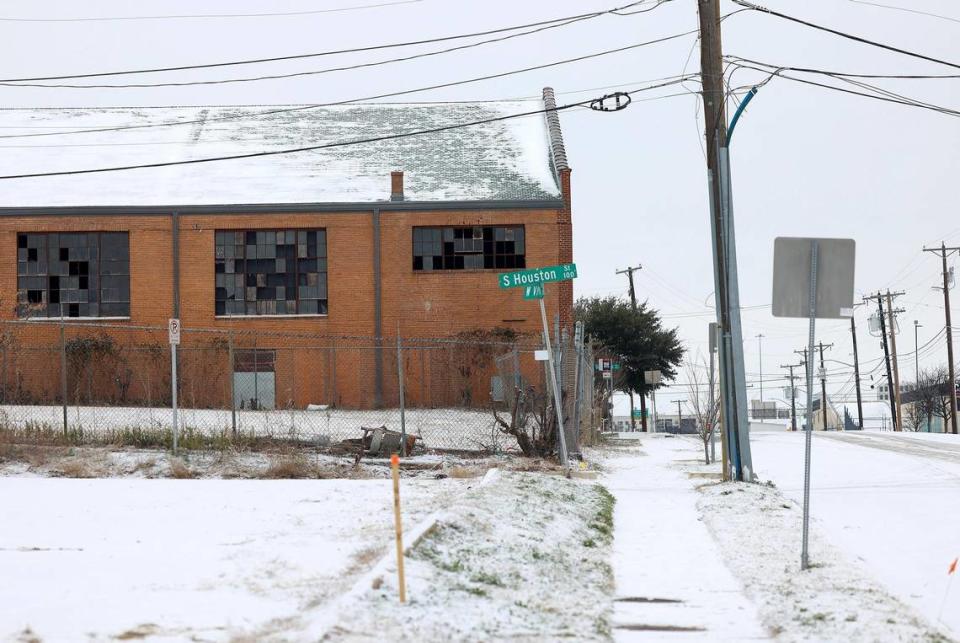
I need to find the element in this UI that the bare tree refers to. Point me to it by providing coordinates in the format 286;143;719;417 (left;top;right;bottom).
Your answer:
921;366;952;433
685;355;719;464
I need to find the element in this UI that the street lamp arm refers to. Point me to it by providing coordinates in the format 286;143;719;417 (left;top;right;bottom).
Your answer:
727;86;758;142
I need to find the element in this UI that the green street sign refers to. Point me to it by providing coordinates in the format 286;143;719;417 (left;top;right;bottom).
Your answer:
522;284;544;300
612;363;621;371
498;263;577;289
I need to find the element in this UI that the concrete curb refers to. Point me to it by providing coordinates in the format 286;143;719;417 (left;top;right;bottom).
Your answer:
303;467;501;640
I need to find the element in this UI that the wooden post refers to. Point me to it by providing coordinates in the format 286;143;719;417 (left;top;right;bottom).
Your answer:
390;453;407;603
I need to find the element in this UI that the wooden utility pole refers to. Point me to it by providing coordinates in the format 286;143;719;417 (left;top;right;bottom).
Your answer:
923;243;960;434
849;315;864;430
865;293;897;430
698;0;753;480
817;343;833;430
885;291;905;431
674;399;686;433
780;362;800;431
616;264;644;432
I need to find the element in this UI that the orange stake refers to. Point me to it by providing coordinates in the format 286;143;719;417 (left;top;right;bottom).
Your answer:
391;453;407;603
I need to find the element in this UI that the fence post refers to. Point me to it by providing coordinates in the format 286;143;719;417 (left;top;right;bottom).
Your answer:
229;332;237;439
171;338;179;455
397;335;407;456
59;321;68;436
512;346;521;392
572;321;584;454
329;338;337;406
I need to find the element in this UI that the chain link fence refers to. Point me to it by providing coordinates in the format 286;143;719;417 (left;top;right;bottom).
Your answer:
0;320;597;456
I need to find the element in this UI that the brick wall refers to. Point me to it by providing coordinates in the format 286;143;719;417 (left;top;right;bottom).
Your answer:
0;205;572;409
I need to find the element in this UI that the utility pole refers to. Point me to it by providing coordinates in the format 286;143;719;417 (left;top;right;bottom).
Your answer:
923;243;959;434
616;264;644;432
757;333;765;414
674;399;686;434
914;320;922;387
885;291;906;431
849;315;864;431
865;293;897;431
780;362;800;431
698;0;752;481
794;349;810;430
817;343;833;430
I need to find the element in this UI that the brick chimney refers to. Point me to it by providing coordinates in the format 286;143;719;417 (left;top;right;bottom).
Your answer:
390;171;404;201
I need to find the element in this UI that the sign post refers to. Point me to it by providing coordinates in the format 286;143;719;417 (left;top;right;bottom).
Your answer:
168;318;181;455
499;263;577;469
772;237;855;571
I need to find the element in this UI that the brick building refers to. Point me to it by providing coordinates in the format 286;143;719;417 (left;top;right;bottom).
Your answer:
0;89;574;410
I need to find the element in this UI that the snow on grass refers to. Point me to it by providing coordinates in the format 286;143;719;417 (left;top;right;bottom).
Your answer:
696;469;950;641
323;471;616;641
0;404;510;452
0;475;471;641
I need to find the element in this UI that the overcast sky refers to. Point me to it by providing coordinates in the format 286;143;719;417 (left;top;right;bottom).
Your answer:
1;0;958;417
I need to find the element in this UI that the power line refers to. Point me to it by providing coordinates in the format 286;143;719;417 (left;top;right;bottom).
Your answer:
0;12;624;89
733;0;960;71
0;36;700;142
728;61;960;117
725;56;960;80
0;1;653;83
844;0;960;25
0;92;624;181
0;0;425;22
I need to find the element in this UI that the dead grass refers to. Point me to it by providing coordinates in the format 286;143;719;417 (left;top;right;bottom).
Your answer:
263;455;316;479
51;459;95;478
168;459;195;479
447;465;486;479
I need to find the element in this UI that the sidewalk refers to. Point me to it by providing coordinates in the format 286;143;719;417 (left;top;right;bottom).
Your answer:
600;435;769;641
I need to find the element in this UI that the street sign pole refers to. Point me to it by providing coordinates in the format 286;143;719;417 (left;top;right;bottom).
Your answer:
500;263;576;470
168;318;181;455
801;241;818;571
539;297;569;469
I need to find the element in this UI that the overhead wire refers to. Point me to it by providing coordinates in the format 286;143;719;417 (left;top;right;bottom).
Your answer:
844;0;960;25
732;0;960;71
0;11;638;89
0;0;426;22
0;0;655;83
0;33;702;141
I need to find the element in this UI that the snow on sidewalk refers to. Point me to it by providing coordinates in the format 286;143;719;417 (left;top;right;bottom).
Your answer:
598;436;769;641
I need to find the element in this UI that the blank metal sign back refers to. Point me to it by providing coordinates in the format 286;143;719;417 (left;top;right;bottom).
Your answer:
772;237;856;319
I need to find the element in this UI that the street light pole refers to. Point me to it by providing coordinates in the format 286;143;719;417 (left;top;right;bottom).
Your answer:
914;320;922;387
757;333;765;416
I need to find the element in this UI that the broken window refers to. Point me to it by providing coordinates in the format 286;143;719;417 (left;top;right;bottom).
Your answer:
412;225;525;271
215;229;327;316
16;232;130;318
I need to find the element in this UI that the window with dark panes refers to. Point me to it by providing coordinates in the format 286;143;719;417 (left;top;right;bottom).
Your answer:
413;225;525;271
215;229;327;316
16;232;129;318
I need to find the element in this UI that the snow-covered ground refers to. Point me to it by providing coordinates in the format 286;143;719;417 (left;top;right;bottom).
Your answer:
0;403;510;452
319;470;616;641
597;435;951;642
750;429;960;638
0;476;470;641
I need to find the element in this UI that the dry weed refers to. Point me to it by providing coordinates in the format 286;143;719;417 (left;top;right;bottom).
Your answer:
264;455;316;479
52;459;95;478
447;465;485;479
168;459;195;479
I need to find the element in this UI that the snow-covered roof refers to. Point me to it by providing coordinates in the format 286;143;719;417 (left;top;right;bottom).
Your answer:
0;95;567;209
